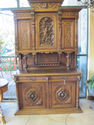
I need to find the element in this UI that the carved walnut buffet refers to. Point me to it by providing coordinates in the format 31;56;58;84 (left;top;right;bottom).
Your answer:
13;0;82;114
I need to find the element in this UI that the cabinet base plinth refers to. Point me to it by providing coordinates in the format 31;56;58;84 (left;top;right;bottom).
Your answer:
15;107;82;115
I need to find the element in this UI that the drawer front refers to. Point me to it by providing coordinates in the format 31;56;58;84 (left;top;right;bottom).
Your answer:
49;75;80;82
16;76;48;83
20;82;47;109
49;81;76;108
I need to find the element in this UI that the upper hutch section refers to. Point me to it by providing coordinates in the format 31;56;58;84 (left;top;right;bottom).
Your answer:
13;8;81;55
12;0;81;72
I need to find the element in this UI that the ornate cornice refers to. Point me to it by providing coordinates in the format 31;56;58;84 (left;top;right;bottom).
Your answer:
28;0;64;9
28;0;64;3
31;3;61;9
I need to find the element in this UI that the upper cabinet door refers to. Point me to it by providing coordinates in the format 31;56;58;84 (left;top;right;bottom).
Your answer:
35;13;58;51
62;19;75;50
17;19;32;51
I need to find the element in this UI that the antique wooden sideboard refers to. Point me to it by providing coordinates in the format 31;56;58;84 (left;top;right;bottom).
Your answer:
13;0;82;114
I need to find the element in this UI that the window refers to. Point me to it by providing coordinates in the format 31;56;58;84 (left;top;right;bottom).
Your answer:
19;0;30;7
78;9;88;97
0;0;17;8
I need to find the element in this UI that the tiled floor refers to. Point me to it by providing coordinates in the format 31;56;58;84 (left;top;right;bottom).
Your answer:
0;99;94;125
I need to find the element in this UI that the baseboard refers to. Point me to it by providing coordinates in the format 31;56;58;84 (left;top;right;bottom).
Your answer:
87;96;94;100
15;107;82;115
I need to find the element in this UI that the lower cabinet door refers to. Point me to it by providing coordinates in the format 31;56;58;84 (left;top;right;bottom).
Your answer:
20;82;47;109
49;81;76;108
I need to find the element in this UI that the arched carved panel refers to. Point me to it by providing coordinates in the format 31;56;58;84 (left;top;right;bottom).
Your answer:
39;17;55;46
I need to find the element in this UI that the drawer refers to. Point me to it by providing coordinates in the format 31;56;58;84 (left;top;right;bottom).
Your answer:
15;76;48;83
49;75;80;82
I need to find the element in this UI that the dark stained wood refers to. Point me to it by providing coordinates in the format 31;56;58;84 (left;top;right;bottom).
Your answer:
13;0;82;114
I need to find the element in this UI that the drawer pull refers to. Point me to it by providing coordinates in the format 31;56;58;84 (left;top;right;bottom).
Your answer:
61;79;66;85
29;78;35;81
64;79;66;85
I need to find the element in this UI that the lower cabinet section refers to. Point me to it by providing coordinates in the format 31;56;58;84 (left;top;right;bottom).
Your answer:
15;72;82;114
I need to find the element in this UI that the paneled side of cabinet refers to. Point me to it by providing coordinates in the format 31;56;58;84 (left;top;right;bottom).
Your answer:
17;20;32;51
62;19;75;50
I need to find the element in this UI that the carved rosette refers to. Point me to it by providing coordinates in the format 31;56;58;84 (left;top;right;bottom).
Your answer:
55;87;71;104
39;17;54;46
24;87;43;106
27;90;38;102
57;89;67;101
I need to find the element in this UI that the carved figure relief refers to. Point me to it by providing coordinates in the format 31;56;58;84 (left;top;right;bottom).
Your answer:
39;17;54;46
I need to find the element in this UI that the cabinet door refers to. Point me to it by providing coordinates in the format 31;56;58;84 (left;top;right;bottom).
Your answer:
62;19;75;50
20;82;47;109
49;81;76;108
35;13;58;51
17;20;32;51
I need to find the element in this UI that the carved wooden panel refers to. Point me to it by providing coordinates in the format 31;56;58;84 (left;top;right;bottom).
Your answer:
62;19;75;49
39;17;54;46
36;53;59;65
22;82;46;108
50;82;76;108
36;13;57;50
31;3;61;9
28;0;64;3
17;20;32;51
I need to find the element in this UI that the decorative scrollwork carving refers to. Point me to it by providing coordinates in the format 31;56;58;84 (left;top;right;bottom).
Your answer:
31;3;61;9
39;17;54;46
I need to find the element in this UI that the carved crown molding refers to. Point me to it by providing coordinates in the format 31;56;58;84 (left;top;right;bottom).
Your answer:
31;3;61;9
28;0;64;9
28;0;64;3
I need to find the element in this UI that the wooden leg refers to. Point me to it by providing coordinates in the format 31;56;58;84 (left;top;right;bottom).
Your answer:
0;115;6;124
0;90;6;124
